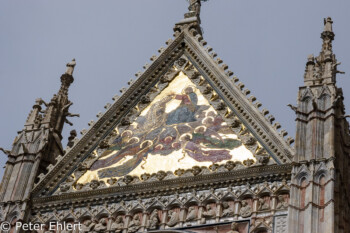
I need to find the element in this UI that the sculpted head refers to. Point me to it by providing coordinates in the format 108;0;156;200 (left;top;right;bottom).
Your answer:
116;216;123;223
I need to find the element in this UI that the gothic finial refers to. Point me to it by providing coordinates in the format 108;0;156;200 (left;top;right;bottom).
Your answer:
303;17;342;85
60;59;75;94
321;17;335;51
65;58;76;76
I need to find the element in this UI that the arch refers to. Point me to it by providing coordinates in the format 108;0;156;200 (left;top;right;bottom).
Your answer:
147;203;165;213
167;203;182;210
7;214;18;233
220;195;236;203
111;209;126;219
257;191;271;198
300;96;313;113
300;177;308;209
184;199;199;208
275;189;290;196
6;211;18;222
239;193;254;201
319;175;326;222
34;139;41;152
62;215;75;221
95;212;109;221
201;199;217;206
78;215;92;223
319;175;326;204
314;168;328;183
317;93;331;111
295;170;310;186
129;207;145;215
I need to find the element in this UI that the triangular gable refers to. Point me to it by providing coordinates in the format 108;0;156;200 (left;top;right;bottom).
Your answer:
74;69;261;185
32;17;294;198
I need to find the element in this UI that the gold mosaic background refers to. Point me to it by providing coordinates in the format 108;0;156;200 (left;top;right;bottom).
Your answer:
78;72;255;184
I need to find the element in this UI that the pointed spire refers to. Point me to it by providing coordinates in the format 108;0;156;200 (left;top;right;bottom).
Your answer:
41;59;79;134
24;98;47;130
303;17;344;86
320;17;335;55
60;59;76;95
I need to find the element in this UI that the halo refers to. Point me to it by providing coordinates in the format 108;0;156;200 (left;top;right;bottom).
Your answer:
181;85;197;94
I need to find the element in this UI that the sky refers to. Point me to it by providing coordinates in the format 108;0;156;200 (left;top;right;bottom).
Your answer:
0;0;349;178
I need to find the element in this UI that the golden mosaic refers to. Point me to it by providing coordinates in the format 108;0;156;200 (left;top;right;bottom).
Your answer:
78;72;255;184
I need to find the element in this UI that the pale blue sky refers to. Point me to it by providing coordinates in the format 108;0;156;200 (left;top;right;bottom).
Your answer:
0;0;349;177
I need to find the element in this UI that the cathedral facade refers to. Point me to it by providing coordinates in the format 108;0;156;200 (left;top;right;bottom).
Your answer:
0;1;349;233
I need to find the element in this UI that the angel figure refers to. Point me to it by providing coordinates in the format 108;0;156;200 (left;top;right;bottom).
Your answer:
128;214;141;233
258;198;270;211
276;195;289;209
148;209;160;229
202;204;216;218
94;218;108;232
167;210;179;227
186;206;198;221
221;201;234;217
239;201;252;218
110;216;124;233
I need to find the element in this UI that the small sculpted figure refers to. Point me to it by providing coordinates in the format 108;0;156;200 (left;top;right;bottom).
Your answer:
227;222;240;233
186;206;198;221
65;58;76;76
324;17;333;32
239;201;252;218
258;198;270;211
148;209;160;229
128;214;141;233
80;219;95;233
167;210;179;227
110;216;124;233
276;195;289;209
94;218;108;232
221;201;234;217
189;0;201;16
202;204;216;218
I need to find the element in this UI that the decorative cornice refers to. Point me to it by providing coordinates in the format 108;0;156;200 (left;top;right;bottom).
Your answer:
32;164;292;210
